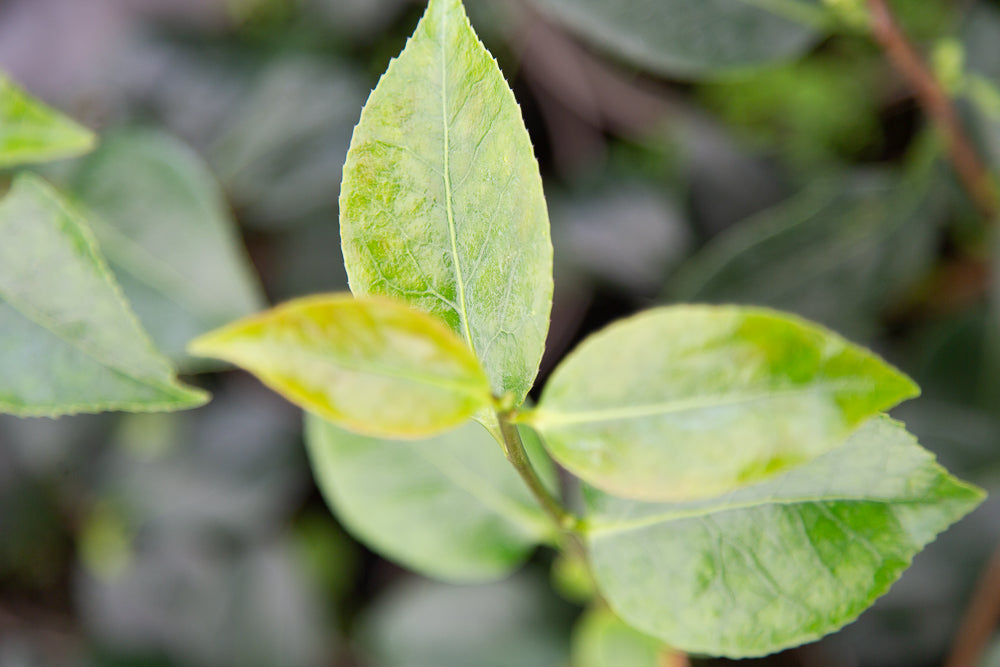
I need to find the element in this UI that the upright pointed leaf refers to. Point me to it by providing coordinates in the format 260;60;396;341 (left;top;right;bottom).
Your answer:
340;0;553;405
528;0;828;78
584;417;984;657
0;74;95;167
530;305;919;501
0;175;207;416
306;415;556;581
67;129;264;366
190;295;492;438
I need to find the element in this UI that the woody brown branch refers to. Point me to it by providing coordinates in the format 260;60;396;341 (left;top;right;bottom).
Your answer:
867;0;999;220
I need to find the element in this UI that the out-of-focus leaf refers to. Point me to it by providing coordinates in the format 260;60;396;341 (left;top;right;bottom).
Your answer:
697;55;880;165
211;56;367;228
551;185;691;294
586;417;984;657
0;174;208;416
0;73;94;167
78;535;331;667
190;295;493;438
340;0;553;406
669;170;947;338
305;415;555;582
67;128;264;367
530;305;918;501
572;606;673;667
359;575;573;667
528;0;829;78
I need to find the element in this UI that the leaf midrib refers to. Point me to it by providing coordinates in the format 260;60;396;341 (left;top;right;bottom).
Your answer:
255;341;487;399
532;380;873;427
438;5;475;354
586;492;948;539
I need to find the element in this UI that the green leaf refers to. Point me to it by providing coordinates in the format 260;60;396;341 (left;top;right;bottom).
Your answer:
668;169;946;339
305;415;555;581
528;0;829;78
571;606;673;667
530;305;919;501
584;416;984;657
0;74;95;167
190;295;493;438
67;128;265;367
0;174;208;416
339;0;553;406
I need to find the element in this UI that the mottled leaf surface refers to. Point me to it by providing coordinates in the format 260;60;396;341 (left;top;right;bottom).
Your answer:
340;0;552;404
531;305;919;501
68;129;264;366
306;415;555;581
0;74;95;167
190;295;492;438
529;0;827;78
585;417;983;657
0;175;207;416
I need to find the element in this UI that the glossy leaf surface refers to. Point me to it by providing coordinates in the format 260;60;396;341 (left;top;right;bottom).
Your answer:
0;175;207;416
69;129;264;366
586;417;984;657
306;415;555;581
190;295;492;438
340;0;553;405
0;74;95;167
529;0;827;78
532;305;919;501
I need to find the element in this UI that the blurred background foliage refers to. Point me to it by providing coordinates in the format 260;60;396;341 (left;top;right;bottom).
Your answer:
3;0;1000;665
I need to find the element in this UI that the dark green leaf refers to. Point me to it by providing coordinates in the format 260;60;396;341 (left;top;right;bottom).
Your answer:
528;0;829;78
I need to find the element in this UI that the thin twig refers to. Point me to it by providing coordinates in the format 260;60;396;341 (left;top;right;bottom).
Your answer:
945;543;1000;667
867;0;999;220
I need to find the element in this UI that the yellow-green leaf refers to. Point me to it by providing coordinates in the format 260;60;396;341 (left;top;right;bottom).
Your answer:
190;295;493;438
339;0;553;406
0;74;95;168
530;305;919;501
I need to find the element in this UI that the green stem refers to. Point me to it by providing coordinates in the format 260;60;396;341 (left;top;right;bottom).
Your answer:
497;411;590;566
498;415;574;529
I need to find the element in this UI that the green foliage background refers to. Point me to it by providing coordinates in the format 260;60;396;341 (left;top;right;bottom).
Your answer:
2;0;1000;665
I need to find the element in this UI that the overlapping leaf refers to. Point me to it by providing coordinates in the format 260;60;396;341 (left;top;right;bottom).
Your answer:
306;415;556;581
189;295;492;438
584;417;983;657
528;0;829;78
0;175;207;416
68;129;264;366
0;74;95;167
530;305;919;501
571;606;673;667
339;0;553;405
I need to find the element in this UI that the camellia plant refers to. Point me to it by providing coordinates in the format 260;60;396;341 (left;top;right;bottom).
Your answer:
187;0;984;660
